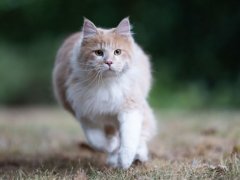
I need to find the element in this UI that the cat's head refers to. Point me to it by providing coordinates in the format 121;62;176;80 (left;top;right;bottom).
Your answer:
78;17;134;77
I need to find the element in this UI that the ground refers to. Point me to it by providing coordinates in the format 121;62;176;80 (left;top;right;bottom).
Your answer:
0;107;239;179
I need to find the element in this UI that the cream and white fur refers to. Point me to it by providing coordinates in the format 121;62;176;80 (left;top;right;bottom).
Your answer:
53;17;156;169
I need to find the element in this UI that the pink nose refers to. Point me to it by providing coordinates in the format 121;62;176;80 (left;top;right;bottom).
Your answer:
105;60;113;66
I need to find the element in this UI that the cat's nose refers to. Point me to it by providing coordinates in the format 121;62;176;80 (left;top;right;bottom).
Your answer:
105;60;113;66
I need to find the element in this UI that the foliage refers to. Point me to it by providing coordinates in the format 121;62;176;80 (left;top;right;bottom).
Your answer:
0;0;239;107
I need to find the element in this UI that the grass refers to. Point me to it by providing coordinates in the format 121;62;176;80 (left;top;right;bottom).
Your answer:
0;107;239;179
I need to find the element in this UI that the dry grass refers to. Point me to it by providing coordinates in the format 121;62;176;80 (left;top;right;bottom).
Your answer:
0;107;239;179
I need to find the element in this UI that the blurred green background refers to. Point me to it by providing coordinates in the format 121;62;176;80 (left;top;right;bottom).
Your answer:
0;0;239;109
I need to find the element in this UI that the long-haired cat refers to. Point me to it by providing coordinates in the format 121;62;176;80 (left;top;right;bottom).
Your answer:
52;17;156;169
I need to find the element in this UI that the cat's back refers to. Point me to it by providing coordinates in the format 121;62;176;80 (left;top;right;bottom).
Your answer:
131;43;152;98
55;33;81;64
53;32;81;114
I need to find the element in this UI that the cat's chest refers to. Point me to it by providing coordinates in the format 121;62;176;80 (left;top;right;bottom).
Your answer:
69;82;126;117
89;85;123;106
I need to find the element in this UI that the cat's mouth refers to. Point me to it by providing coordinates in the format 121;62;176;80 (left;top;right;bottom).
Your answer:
108;67;114;71
104;65;115;72
102;67;119;77
105;64;114;71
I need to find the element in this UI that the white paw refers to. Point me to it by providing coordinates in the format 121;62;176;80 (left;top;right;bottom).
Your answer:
135;144;149;162
135;152;148;162
119;148;135;169
107;153;119;168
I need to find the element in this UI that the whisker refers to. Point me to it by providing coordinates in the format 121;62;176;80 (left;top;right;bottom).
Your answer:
100;71;104;85
96;70;101;86
76;71;97;84
84;71;100;89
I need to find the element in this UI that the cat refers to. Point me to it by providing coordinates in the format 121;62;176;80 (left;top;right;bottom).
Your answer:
52;17;156;169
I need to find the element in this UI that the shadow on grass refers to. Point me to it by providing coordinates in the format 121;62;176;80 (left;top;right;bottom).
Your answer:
0;141;152;178
0;142;108;177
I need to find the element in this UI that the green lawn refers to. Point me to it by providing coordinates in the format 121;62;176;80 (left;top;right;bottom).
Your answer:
0;107;239;179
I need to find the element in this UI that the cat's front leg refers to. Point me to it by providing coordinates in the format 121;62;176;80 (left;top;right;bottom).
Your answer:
118;109;143;169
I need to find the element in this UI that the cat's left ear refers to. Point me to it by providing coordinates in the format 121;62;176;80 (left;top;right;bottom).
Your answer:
116;17;132;36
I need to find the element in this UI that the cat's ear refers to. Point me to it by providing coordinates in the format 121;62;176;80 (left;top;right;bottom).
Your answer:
82;18;97;38
116;17;132;36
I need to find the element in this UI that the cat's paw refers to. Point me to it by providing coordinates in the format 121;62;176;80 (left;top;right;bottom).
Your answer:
119;148;135;169
107;153;119;168
135;152;148;162
135;143;149;162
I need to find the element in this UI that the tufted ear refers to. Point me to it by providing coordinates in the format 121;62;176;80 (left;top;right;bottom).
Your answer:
116;17;132;36
82;18;97;38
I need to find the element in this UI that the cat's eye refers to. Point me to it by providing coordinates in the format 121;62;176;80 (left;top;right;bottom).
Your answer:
114;49;121;55
95;50;104;56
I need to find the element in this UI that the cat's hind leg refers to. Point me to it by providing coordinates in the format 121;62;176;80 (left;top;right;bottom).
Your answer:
81;120;120;153
104;125;120;153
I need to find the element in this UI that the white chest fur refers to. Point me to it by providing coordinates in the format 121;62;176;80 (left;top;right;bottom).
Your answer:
67;76;129;119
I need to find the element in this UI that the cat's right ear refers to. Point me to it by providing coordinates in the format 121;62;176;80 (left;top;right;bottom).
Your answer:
116;17;132;36
82;18;97;38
